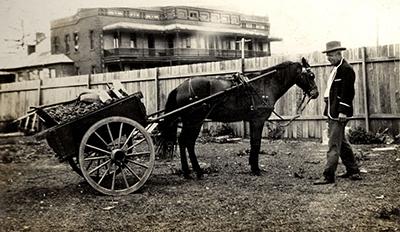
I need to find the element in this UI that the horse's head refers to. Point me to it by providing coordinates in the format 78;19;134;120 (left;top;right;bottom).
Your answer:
295;57;319;99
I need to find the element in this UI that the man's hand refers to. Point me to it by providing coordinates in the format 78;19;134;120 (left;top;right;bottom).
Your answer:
338;113;347;122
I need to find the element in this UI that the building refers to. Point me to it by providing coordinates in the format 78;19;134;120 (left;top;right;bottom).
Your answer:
50;6;281;74
0;34;75;82
0;52;74;82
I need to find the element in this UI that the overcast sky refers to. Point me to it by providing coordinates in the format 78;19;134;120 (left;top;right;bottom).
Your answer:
0;0;399;57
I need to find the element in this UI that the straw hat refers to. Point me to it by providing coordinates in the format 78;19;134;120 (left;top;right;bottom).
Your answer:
322;41;346;53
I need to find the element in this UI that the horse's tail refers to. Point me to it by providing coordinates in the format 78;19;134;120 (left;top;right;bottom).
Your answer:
156;88;179;158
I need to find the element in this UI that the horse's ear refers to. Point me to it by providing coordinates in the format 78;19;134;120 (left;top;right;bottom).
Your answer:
301;57;310;68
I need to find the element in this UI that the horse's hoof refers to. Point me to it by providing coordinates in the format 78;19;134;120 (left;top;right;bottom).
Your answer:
251;169;262;176
196;172;204;180
183;173;192;179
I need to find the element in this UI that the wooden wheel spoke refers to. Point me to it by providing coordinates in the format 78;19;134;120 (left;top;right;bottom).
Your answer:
126;158;149;169
85;144;111;155
80;117;154;195
126;138;146;151
126;151;151;157
84;155;109;161
94;132;109;147
121;128;139;149
121;168;130;188
124;163;141;181
97;166;110;185
88;159;111;175
118;122;124;147
111;167;117;191
106;124;114;146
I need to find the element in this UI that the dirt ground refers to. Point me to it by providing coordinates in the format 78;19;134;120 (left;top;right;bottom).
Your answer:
0;135;399;232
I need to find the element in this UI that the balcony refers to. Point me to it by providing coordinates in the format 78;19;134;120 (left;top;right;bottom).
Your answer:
103;48;268;63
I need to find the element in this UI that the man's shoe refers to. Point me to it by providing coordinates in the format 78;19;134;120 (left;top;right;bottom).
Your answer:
313;178;335;185
338;172;362;180
338;172;352;178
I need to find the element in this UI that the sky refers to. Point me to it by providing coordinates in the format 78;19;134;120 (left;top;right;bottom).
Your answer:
0;0;399;57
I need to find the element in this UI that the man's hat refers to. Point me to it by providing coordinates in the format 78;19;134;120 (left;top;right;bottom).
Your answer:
322;41;346;53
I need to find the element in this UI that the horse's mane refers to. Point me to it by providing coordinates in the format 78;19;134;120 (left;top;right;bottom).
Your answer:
259;61;297;74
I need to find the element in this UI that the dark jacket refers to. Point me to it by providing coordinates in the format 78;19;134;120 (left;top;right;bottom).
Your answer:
323;59;355;118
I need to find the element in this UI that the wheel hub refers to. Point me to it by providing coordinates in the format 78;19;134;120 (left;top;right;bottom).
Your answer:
111;149;126;165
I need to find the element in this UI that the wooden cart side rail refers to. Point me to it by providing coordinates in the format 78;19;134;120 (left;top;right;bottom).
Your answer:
34;93;144;140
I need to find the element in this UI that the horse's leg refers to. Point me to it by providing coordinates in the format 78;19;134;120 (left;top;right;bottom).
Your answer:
178;126;191;179
249;119;265;176
185;125;203;179
178;123;203;179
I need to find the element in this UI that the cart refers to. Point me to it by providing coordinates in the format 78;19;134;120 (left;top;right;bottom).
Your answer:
17;70;276;196
31;92;158;196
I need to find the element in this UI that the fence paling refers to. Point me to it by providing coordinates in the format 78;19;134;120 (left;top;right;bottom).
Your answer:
1;44;399;138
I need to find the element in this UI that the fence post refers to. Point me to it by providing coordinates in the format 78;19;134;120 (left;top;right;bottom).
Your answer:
37;79;42;106
361;47;370;132
155;68;160;111
87;74;91;89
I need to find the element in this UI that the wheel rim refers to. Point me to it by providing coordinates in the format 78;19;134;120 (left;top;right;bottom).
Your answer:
79;117;155;195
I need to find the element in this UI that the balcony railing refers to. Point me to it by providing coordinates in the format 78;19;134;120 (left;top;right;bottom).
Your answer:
103;48;268;60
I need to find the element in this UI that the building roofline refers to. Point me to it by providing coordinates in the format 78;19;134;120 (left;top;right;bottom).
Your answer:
103;22;269;36
51;6;269;28
0;53;74;70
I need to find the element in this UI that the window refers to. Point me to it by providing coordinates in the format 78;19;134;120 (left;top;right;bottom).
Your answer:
53;36;60;53
221;15;230;23
73;32;79;51
210;13;220;22
89;30;94;49
189;11;198;19
200;12;210;21
231;16;239;24
130;33;137;48
258;42;264;51
91;65;96;74
241;23;247;28
235;42;239;50
252;24;257;29
50;69;56;78
177;9;187;19
75;66;80;75
185;37;191;48
64;34;70;53
113;32;120;48
248;42;253;50
224;40;231;50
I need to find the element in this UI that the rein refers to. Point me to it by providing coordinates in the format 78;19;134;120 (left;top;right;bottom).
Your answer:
270;92;311;128
243;69;313;128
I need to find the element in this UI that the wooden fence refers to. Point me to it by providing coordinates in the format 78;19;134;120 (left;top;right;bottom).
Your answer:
1;43;399;138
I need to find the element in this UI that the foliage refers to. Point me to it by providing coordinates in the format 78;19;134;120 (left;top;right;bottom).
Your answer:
348;127;383;144
206;123;235;137
266;124;284;140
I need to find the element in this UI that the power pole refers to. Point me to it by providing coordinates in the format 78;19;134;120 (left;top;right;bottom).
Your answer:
236;38;251;73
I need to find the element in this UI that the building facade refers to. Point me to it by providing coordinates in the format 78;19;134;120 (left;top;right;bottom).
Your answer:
0;52;74;82
51;6;280;74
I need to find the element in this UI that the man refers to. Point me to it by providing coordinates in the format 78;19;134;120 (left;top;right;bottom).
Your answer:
314;41;362;185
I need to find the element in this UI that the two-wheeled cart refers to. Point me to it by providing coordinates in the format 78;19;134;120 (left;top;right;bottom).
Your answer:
20;70;276;196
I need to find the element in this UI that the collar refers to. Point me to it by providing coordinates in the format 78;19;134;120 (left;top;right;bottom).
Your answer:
334;58;344;67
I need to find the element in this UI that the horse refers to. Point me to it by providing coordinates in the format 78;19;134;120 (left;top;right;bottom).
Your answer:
157;58;319;178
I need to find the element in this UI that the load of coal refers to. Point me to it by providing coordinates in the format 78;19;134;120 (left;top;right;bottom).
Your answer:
46;100;115;123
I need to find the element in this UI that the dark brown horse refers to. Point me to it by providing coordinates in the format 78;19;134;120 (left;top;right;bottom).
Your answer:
158;58;319;178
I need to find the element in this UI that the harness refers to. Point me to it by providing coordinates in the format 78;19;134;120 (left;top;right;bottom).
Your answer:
232;72;312;128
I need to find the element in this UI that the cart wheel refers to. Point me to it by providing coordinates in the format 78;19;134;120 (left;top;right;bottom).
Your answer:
67;156;83;176
79;116;155;195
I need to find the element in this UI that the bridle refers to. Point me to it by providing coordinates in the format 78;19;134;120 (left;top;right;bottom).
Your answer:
269;66;316;128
